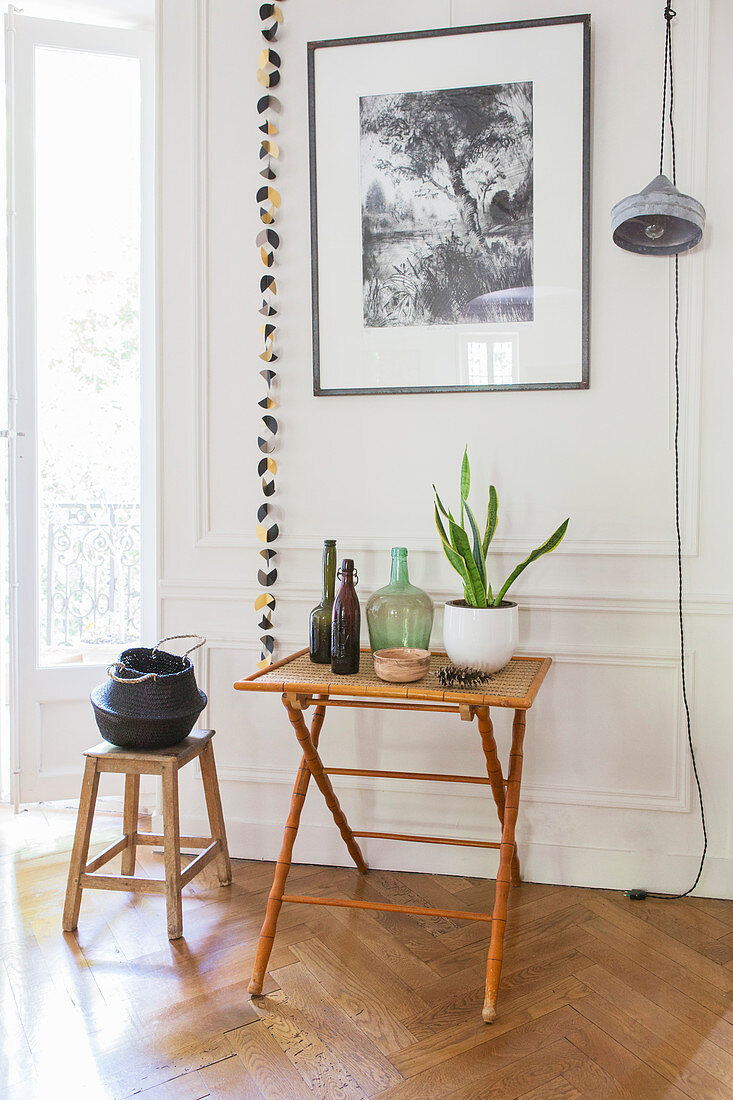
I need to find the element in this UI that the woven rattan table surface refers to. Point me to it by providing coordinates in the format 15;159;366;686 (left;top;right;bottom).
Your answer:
235;648;551;709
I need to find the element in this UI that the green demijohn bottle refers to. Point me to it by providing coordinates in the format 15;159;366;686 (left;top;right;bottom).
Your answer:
331;559;361;675
366;547;434;652
309;539;336;663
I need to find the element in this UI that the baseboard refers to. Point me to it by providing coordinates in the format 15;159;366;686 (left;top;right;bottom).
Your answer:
179;813;732;900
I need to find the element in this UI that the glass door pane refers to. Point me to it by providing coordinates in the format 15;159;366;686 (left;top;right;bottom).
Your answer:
34;46;142;666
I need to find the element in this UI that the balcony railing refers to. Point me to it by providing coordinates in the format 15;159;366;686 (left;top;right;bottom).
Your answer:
42;502;141;651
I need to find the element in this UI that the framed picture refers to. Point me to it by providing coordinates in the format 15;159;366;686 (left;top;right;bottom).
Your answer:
307;16;590;396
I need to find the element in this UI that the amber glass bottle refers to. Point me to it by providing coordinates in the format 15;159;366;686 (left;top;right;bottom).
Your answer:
331;559;361;675
309;540;336;663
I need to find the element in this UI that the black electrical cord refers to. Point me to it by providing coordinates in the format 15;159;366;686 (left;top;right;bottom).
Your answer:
626;2;707;902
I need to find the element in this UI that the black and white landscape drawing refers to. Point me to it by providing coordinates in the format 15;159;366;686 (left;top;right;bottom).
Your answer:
360;81;534;327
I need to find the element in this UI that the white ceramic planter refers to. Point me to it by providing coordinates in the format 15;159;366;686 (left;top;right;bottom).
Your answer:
442;600;519;673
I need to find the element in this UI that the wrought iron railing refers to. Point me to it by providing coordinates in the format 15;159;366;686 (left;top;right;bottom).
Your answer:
42;503;141;650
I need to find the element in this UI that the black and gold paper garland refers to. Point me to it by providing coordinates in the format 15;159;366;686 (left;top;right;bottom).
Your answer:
255;5;285;669
259;3;283;42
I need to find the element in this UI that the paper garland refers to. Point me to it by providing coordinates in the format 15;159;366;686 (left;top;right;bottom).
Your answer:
255;5;285;669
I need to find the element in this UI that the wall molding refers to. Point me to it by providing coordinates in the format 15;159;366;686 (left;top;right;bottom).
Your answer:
160;579;733;616
194;531;694;558
200;638;691;813
190;0;711;559
192;0;212;546
175;815;728;897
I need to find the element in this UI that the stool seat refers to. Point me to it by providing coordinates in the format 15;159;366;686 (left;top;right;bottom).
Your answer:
63;728;231;940
84;728;216;771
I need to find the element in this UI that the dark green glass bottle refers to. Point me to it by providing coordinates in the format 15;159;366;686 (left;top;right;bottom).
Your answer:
309;539;336;663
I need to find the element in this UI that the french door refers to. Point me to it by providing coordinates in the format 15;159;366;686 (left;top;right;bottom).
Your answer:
6;12;155;805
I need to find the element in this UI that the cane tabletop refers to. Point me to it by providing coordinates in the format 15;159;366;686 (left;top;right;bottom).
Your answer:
234;648;551;709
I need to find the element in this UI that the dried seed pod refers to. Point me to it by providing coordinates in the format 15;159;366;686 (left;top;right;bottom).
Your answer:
436;664;494;689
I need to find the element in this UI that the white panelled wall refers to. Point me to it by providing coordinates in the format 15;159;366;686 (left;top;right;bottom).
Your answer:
157;0;733;896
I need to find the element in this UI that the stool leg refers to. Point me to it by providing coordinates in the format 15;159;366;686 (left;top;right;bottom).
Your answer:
483;709;526;1023
162;761;183;940
249;699;327;996
62;757;101;932
199;738;232;886
121;773;140;877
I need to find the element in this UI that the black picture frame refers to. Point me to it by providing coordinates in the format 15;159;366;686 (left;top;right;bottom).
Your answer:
308;15;591;396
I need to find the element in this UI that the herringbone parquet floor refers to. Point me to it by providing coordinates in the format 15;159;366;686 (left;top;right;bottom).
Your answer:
2;805;733;1099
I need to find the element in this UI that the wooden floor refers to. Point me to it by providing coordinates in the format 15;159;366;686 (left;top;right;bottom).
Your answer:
2;806;733;1099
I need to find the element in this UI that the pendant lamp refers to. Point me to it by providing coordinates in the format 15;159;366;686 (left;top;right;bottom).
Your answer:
612;4;707;901
611;6;705;255
611;173;704;255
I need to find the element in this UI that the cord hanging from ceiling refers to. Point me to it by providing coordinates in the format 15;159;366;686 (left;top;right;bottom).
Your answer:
613;2;707;901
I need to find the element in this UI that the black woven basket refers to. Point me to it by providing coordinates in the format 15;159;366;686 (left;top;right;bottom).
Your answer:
90;635;207;750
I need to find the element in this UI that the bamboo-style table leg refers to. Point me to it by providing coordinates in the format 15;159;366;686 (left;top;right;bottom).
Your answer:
483;708;526;1023
286;699;367;876
249;698;329;995
478;707;521;886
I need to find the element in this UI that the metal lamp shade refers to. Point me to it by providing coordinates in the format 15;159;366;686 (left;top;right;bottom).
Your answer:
611;174;705;255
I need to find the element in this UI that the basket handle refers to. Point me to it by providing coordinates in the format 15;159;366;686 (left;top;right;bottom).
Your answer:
152;634;206;659
107;663;158;684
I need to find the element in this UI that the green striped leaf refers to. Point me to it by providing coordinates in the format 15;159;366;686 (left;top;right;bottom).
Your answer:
463;498;487;591
482;485;498;559
460;447;471;500
448;515;487;607
433;485;451;520
434;504;469;587
494;518;569;605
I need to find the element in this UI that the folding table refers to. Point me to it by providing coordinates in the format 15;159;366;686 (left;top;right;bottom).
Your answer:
234;647;551;1022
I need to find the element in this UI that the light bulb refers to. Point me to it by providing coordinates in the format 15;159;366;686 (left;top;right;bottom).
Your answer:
644;223;665;240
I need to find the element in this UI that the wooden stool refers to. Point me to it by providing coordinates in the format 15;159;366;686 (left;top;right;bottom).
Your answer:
62;729;231;940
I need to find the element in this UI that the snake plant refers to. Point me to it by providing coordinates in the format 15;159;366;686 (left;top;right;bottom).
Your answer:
433;448;569;608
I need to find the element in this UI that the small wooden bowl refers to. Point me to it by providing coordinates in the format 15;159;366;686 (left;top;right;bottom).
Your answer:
373;648;431;683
